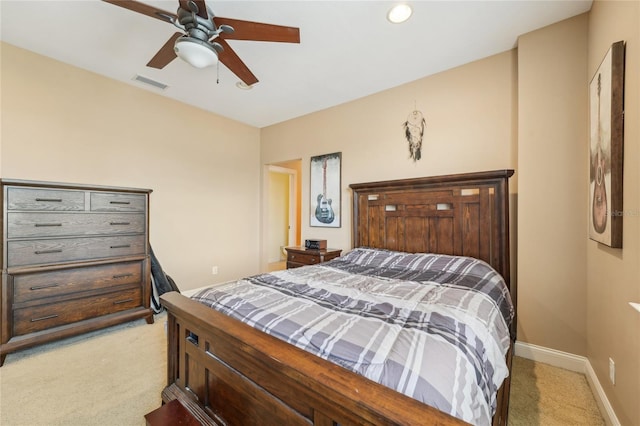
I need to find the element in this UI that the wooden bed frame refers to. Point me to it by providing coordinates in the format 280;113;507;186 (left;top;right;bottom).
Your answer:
159;169;515;426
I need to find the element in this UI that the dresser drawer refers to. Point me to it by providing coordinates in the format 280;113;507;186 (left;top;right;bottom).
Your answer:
7;212;145;238
7;235;146;267
13;287;143;336
90;192;146;212
7;187;84;211
12;261;144;304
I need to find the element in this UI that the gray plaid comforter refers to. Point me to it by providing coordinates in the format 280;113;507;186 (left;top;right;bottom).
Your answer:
192;248;514;425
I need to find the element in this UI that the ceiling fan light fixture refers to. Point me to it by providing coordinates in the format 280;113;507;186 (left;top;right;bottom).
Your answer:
387;4;413;24
174;37;218;68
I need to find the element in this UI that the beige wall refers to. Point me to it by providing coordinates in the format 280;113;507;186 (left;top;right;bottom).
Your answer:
517;15;589;355
1;42;262;291
261;49;518;252
587;1;640;425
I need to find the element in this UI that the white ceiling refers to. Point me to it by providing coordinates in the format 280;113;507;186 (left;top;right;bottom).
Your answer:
1;0;592;128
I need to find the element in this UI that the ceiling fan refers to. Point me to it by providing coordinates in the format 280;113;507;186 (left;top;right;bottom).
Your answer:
103;0;300;86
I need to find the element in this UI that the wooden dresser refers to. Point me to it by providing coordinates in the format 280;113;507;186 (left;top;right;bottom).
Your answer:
0;179;154;366
285;246;341;269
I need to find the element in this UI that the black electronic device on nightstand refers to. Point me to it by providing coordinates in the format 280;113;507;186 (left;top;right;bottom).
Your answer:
304;239;327;250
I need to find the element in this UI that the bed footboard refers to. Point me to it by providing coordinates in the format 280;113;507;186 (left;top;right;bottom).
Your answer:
160;291;468;426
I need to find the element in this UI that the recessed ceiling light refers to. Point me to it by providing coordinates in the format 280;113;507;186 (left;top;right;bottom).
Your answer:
236;81;254;90
387;4;412;24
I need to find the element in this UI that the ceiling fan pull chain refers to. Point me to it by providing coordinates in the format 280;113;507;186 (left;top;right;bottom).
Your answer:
217;61;219;84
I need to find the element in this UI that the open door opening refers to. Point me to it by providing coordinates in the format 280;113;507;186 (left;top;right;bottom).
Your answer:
263;160;301;272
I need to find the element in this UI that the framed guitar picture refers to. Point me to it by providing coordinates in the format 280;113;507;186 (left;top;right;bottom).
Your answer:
589;40;625;248
310;152;341;228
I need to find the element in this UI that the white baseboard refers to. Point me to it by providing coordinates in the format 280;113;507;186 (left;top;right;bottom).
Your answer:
514;341;620;426
514;341;586;372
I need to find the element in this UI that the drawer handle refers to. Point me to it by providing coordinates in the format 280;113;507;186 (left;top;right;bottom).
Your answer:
109;222;131;226
113;273;133;279
114;298;133;305
30;283;60;290
31;314;59;322
291;255;296;259
110;201;131;205
35;198;62;202
110;244;131;249
34;249;63;254
35;223;63;227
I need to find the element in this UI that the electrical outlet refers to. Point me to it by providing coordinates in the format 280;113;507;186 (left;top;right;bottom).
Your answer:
609;357;615;385
211;266;218;275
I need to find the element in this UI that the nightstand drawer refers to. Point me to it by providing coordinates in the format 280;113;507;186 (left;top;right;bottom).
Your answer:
7;212;145;238
285;246;342;269
90;192;146;212
287;251;321;265
13;287;143;336
7;187;84;211
12;261;144;304
7;235;146;267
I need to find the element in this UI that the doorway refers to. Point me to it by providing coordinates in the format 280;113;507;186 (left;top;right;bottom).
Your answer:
263;161;301;272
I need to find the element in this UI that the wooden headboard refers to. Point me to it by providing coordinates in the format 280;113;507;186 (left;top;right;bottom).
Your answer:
350;169;514;292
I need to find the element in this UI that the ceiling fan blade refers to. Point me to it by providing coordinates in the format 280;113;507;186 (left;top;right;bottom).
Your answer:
179;0;209;19
216;38;259;86
102;0;177;23
147;32;182;69
214;17;300;43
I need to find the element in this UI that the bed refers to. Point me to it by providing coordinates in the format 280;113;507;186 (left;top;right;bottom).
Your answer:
159;169;515;426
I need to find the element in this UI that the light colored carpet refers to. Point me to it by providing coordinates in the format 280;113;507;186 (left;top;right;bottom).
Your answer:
508;356;605;426
0;313;605;425
0;313;167;426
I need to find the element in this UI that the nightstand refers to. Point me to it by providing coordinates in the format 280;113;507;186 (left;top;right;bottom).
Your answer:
285;246;342;269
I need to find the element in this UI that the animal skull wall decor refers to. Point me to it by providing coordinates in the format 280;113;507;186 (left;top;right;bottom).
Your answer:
403;110;426;161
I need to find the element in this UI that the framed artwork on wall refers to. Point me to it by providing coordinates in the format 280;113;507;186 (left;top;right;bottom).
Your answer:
589;40;625;248
310;152;341;228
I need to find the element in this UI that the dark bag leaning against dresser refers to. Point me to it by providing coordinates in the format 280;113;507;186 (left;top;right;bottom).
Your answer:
149;245;180;313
